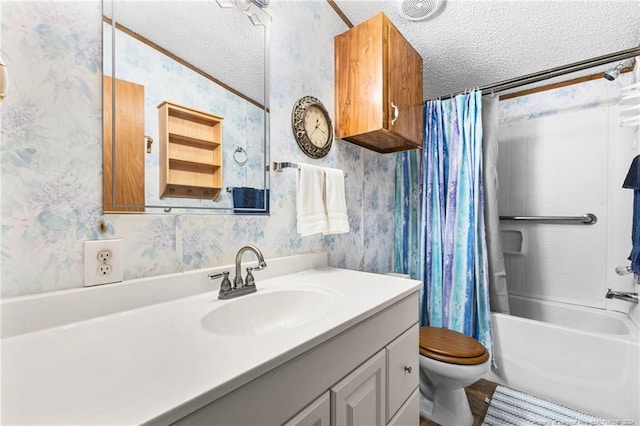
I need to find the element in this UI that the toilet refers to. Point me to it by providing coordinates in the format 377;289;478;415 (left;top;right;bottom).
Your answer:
418;327;490;426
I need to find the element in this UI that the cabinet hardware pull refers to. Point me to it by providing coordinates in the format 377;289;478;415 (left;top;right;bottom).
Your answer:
404;366;412;373
145;135;153;154
391;102;399;126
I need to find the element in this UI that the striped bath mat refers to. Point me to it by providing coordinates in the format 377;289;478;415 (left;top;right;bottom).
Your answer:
482;385;607;425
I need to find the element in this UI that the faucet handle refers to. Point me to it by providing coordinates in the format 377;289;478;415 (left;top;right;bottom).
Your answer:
208;271;224;280
615;265;633;276
245;267;256;287
245;261;267;285
209;271;232;294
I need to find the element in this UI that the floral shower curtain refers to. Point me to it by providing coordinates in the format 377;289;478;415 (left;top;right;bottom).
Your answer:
394;149;421;279
396;90;492;353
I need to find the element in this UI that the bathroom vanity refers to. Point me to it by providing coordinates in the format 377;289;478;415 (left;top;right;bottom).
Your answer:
1;252;421;425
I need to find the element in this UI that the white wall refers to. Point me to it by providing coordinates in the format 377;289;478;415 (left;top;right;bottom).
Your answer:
498;71;639;313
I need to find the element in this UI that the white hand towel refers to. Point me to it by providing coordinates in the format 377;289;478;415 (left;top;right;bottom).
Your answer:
296;164;328;236
324;167;349;234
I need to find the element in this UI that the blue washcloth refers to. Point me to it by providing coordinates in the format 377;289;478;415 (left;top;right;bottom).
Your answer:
630;191;640;274
623;156;640;274
232;187;269;214
623;155;640;190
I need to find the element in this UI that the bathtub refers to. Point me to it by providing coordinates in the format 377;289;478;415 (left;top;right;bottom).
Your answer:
485;295;639;423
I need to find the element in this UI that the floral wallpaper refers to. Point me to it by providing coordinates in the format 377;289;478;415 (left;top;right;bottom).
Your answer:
0;1;396;298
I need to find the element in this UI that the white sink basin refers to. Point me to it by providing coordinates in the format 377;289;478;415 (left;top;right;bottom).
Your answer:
201;287;340;336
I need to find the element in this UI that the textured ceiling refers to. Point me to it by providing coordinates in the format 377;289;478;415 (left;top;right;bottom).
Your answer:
107;1;267;105
332;0;640;100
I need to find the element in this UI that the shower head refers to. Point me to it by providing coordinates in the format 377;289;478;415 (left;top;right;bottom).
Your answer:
604;58;635;81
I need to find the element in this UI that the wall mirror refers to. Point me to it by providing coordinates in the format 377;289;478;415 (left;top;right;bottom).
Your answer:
102;0;270;214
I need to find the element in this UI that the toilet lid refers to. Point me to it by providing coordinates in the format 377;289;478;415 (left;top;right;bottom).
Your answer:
419;327;489;365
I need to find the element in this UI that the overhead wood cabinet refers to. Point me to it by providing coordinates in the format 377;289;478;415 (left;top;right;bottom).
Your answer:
158;101;223;200
334;12;424;153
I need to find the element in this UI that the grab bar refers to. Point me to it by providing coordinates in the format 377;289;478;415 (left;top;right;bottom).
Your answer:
499;213;597;225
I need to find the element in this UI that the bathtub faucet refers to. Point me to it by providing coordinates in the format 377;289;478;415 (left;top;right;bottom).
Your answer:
605;289;638;304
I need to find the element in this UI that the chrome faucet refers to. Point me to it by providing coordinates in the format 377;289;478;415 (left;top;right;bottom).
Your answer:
208;245;267;300
605;289;638;304
615;265;633;276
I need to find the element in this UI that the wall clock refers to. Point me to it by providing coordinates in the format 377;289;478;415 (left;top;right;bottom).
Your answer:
291;96;333;159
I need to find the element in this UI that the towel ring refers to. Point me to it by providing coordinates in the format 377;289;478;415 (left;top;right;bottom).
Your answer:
234;146;248;166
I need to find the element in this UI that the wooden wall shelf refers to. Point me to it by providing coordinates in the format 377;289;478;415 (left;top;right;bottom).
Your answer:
158;101;223;200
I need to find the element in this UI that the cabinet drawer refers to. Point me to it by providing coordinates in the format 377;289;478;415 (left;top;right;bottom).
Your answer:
386;324;419;422
388;388;419;426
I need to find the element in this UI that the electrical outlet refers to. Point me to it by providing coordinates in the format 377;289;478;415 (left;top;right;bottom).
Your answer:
84;239;122;287
97;249;111;263
97;264;113;276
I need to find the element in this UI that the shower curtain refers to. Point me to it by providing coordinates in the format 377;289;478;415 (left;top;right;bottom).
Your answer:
482;96;510;314
394;149;421;280
395;90;493;353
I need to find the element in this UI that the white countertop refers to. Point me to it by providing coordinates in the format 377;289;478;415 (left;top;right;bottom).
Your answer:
1;264;420;425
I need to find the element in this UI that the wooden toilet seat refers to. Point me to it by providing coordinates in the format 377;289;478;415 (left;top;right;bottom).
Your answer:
419;327;489;365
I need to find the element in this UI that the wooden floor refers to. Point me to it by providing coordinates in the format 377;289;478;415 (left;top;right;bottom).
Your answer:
419;379;498;426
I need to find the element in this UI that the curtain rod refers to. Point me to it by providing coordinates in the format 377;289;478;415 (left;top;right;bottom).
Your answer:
426;46;640;103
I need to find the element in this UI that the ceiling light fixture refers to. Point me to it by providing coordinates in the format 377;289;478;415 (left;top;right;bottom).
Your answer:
215;0;265;25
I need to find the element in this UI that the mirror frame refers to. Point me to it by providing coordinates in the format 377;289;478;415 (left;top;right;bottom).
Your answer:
103;1;270;214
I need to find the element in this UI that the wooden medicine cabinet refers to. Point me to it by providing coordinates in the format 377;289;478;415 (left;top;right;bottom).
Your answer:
334;12;424;153
158;101;223;200
103;76;146;213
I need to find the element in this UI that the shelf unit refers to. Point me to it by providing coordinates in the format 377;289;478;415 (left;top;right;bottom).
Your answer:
158;101;223;200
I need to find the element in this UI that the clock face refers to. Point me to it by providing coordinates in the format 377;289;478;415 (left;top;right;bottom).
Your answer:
291;96;333;159
303;105;331;148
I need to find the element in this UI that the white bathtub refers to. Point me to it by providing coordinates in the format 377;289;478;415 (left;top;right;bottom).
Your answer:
485;295;639;423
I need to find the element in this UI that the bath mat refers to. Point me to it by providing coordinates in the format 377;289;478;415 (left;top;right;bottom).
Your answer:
482;385;607;425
